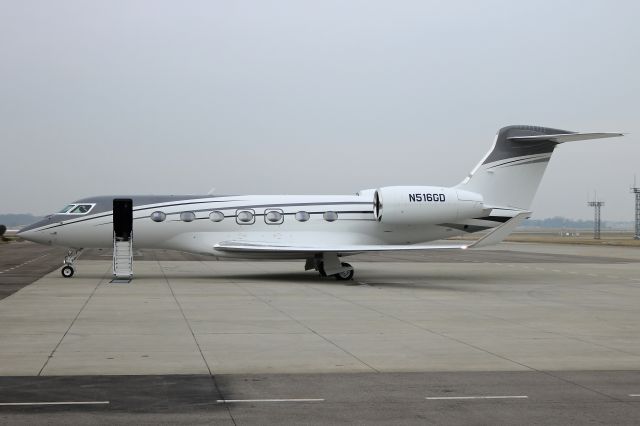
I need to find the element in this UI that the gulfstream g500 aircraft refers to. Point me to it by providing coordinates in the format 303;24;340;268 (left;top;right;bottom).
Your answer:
19;125;622;280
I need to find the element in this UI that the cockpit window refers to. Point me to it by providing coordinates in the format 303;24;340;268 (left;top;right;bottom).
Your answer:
69;204;94;214
56;203;96;215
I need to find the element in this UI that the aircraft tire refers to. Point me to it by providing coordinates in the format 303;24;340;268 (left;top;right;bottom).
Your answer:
61;265;75;278
334;263;354;281
317;262;327;277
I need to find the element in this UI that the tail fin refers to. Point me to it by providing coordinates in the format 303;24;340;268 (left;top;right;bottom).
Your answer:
457;125;623;210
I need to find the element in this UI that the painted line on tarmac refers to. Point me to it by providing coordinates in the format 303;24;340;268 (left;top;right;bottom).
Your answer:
425;395;528;401
0;254;50;275
629;394;640;397
0;401;110;406
217;399;325;403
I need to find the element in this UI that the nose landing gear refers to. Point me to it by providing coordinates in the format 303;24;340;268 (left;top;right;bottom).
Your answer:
61;265;74;278
61;248;83;278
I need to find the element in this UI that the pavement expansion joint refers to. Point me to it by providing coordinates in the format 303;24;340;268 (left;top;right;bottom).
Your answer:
37;265;111;376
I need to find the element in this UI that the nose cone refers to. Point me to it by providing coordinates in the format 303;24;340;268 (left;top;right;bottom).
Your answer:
16;228;30;240
17;217;55;244
16;227;40;243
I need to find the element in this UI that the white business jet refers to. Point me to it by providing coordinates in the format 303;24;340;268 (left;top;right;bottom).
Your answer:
18;125;622;280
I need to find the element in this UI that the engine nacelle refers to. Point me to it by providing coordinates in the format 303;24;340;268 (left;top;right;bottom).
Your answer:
373;186;484;225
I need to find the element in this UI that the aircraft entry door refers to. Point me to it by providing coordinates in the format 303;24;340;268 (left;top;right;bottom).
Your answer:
112;199;134;281
113;199;133;241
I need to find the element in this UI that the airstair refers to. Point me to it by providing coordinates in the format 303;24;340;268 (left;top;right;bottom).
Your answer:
111;198;134;283
113;234;133;280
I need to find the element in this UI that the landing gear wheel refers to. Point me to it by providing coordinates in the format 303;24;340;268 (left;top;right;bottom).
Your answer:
61;265;75;278
317;262;327;277
334;263;354;281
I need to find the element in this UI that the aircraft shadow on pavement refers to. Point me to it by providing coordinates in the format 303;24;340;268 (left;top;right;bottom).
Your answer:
81;270;485;291
220;272;476;286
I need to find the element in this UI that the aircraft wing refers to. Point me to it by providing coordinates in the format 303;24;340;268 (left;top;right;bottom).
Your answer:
214;211;530;254
214;241;468;254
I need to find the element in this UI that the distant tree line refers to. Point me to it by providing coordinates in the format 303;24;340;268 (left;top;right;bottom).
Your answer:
0;214;42;228
522;216;595;229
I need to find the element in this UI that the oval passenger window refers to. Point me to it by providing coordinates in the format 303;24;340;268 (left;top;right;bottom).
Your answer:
266;211;283;223
150;211;166;222
209;211;225;222
180;211;196;222
295;211;310;222
323;211;338;222
237;211;254;223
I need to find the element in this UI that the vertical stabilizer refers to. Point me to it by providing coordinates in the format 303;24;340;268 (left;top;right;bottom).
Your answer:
457;125;622;210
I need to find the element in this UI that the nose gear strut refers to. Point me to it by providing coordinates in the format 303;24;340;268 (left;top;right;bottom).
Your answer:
61;248;83;278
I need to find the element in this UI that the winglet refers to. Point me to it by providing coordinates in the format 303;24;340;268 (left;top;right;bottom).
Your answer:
466;211;530;249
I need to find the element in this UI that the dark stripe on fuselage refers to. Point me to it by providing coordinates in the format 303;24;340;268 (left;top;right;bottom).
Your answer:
140;203;372;219
90;210;377;226
31;200;375;232
24;199;240;233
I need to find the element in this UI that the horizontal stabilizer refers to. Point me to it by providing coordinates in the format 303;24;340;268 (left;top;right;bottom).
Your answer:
508;132;623;144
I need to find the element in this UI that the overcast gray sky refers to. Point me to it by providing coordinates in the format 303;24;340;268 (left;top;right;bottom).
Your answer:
1;0;639;220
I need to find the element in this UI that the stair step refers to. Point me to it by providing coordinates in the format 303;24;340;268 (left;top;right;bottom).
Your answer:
113;233;133;278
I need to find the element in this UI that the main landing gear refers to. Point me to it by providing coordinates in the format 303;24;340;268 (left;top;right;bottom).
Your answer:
306;253;354;281
318;262;354;281
61;248;83;278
